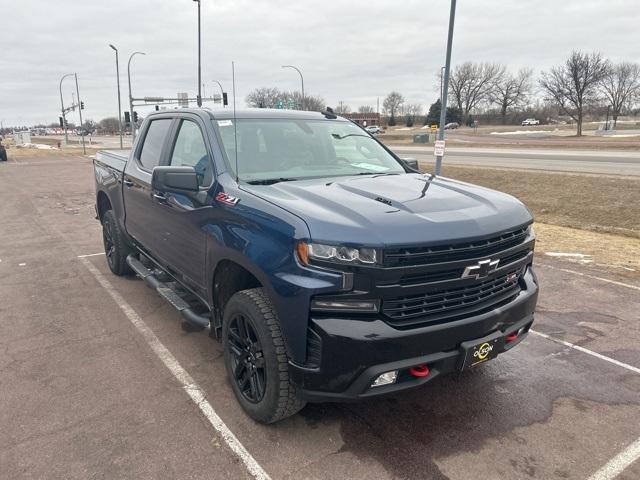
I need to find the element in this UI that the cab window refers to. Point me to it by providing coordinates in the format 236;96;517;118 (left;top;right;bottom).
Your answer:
170;120;213;186
138;119;172;170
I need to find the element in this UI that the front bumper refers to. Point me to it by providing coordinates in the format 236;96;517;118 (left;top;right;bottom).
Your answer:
290;266;538;402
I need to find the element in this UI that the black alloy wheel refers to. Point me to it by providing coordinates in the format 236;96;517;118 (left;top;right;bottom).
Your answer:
102;217;117;271
227;313;266;403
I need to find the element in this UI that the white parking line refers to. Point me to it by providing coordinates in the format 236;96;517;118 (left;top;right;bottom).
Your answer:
537;263;640;291
79;257;271;480
77;252;105;258
587;437;640;480
530;330;640;375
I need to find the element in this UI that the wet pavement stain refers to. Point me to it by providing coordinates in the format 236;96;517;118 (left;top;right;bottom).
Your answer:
300;335;640;480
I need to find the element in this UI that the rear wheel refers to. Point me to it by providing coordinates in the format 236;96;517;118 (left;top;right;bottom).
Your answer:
102;210;132;276
223;288;306;423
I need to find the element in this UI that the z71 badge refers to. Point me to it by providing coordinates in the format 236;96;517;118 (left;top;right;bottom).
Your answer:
216;192;240;206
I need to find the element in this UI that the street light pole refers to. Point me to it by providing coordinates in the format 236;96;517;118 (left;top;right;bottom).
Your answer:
109;44;123;149
440;66;446;104
194;0;202;107
435;0;457;176
282;65;304;110
74;73;86;154
212;80;224;107
127;51;146;139
59;73;74;145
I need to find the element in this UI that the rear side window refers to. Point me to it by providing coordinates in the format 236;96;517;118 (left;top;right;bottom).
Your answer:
138;119;172;170
170;120;213;186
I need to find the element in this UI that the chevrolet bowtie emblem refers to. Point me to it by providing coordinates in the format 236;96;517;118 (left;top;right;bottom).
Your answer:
461;259;500;279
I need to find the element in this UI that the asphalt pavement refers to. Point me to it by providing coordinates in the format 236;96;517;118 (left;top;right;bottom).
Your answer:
390;146;640;176
1;154;639;479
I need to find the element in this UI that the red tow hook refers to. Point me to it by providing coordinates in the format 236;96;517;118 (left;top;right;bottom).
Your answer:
408;364;430;378
505;332;518;342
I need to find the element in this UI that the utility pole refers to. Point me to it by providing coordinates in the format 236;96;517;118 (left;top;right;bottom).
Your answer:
59;73;74;145
75;74;86;155
194;0;202;107
128;51;146;139
109;44;123;149
435;0;457;176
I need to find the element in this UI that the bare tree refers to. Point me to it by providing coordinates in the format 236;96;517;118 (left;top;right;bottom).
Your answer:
539;51;609;136
358;105;375;113
599;62;640;126
448;62;505;122
383;91;404;126
98;117;120;134
246;88;324;111
335;102;351;114
491;68;532;124
402;103;423;127
246;87;282;108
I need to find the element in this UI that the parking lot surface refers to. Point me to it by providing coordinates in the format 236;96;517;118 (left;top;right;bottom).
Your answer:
1;154;639;479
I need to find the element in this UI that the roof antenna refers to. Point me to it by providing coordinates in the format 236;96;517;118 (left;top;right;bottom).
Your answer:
232;61;239;183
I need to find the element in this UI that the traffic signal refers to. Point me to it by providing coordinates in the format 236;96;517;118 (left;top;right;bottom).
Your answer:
59;117;64;128
155;105;159;111
133;111;139;123
124;111;131;124
80;101;85;110
222;92;228;106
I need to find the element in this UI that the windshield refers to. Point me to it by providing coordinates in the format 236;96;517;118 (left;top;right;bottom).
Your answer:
214;118;405;183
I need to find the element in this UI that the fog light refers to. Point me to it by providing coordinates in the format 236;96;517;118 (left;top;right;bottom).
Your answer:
371;370;398;387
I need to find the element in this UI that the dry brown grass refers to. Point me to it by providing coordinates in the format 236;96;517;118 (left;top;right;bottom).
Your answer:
436;165;640;238
534;223;640;278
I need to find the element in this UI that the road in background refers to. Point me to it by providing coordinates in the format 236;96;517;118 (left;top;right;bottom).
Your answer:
390;145;640;176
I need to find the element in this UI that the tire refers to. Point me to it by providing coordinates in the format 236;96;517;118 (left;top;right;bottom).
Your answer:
102;210;132;276
222;288;306;424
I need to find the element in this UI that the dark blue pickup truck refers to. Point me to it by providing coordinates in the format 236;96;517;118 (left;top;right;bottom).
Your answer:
94;108;538;423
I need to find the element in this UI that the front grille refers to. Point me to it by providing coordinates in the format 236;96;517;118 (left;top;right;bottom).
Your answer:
382;268;524;326
383;226;529;267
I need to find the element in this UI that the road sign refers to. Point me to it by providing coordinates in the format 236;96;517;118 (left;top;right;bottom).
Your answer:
434;140;446;157
431;124;438;133
276;100;284;109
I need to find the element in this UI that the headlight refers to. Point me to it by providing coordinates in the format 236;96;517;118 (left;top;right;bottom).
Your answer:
297;242;378;265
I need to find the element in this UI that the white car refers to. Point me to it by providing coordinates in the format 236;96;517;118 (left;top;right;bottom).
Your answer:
521;118;540;126
365;125;383;134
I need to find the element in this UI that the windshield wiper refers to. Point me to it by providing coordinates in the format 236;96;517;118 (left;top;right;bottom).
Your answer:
331;133;371;140
246;177;299;185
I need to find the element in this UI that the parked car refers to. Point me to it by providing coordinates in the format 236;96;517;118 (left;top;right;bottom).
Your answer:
0;142;6;162
365;125;383;134
521;118;540;126
93;108;538;423
444;122;459;130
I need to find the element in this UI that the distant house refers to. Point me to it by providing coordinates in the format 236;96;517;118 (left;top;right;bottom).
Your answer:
340;112;381;126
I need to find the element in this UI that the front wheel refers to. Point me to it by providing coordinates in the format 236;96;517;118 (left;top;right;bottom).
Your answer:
222;288;306;423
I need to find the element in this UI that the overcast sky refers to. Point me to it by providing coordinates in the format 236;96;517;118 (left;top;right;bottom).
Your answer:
1;0;638;126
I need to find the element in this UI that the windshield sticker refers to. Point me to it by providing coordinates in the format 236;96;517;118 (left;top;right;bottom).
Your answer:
352;163;390;172
217;120;233;127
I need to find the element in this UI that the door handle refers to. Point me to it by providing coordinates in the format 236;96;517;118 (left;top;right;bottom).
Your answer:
153;192;167;201
123;179;134;187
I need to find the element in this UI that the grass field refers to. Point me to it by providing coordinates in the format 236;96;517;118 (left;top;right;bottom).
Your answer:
435;165;640;277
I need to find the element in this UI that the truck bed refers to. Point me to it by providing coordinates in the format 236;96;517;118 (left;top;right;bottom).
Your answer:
95;149;130;172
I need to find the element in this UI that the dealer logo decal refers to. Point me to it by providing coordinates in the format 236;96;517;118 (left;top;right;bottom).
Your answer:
216;192;240;206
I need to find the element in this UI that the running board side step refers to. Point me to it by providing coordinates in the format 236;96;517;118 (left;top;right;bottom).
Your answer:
126;254;211;329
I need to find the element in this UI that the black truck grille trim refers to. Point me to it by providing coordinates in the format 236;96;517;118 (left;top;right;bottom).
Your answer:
383;226;529;267
382;269;524;325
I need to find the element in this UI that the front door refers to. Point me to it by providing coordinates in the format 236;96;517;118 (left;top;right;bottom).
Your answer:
150;117;215;289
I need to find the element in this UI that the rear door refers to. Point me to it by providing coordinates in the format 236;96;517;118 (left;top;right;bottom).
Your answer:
122;117;174;254
150;115;215;289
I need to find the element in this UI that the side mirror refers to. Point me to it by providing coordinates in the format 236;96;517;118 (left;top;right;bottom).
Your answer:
152;166;199;193
401;157;419;171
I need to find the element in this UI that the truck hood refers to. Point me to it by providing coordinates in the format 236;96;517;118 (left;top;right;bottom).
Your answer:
242;173;532;246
